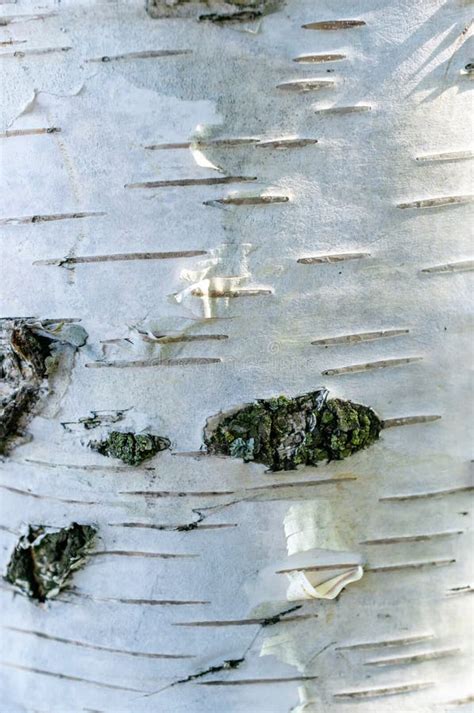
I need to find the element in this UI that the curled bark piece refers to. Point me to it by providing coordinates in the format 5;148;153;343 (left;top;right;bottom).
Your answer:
4;523;96;601
204;389;382;471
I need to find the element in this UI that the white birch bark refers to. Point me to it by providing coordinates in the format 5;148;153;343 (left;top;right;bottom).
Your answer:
0;0;472;711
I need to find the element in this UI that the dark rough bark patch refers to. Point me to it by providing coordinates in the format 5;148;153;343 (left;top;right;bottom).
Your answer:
90;431;171;465
146;0;283;21
0;320;88;455
5;523;97;601
204;389;382;471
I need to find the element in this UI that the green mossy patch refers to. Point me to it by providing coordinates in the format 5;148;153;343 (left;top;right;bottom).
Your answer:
5;523;96;602
90;431;171;466
204;389;382;471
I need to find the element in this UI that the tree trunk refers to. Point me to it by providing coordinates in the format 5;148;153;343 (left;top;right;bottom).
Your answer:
1;1;472;711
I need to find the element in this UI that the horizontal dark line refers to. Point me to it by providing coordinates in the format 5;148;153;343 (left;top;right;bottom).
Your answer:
2;627;193;659
90;550;198;559
198;675;319;686
85;357;222;368
0;661;145;692
333;682;433;699
294;53;346;63
322;356;423;375
336;634;434;650
312;328;409;346
0;127;60;138
302;20;366;30
0;483;96;505
108;522;237;531
298;252;369;264
382;415;441;428
397;195;474;209
0;46;71;58
86;49;192;62
380;485;473;501
35;250;206;266
125;176;256;189
0;211;105;225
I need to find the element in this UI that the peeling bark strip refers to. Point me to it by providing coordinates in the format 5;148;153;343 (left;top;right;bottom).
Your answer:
4;523;96;601
204;389;382;471
89;432;170;465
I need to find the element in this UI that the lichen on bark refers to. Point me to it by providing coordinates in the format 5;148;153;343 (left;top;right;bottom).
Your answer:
204;389;382;471
89;431;171;465
4;523;96;602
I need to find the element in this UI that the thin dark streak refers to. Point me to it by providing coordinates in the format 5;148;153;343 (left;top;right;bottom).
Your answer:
256;138;318;149
0;211;105;226
397;195;474;209
108;522;237;531
0;484;96;505
245;476;357;492
191;288;273;298
365;648;461;667
415;150;473;162
90;550;198;560
145;138;258;150
322;356;423;375
446;585;473;597
2;627;193;659
72;593;209;606
366;559;455;572
382;415;441;428
420;260;474;274
85;357;222;368
276;79;336;92
120;489;235;498
35;250;207;267
0;46;71;58
298;252;370;264
276;563;361;575
360;530;463;545
125;176;256;189
139;333;228;344
333;682;433;699
0;127;61;138
314;104;372;114
0;13;57;26
204;195;289;206
0;40;28;47
0;661;145;692
302;20;366;30
380;485;474;501
336;634;435;651
294;53;346;63
86;50;192;63
312;328;409;346
174;615;314;628
175;606;309;629
199;675;319;686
